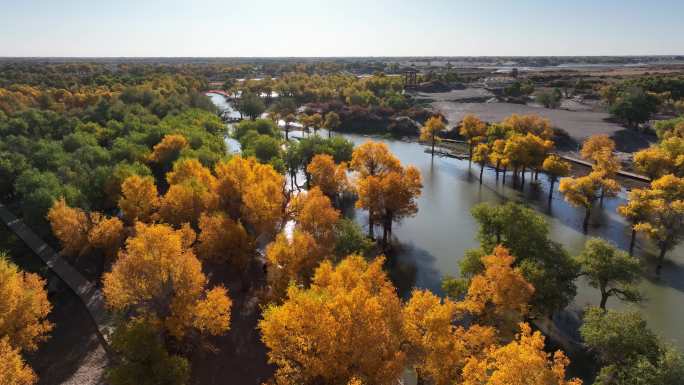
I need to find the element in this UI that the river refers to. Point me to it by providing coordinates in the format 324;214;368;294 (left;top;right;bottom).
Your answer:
208;93;684;351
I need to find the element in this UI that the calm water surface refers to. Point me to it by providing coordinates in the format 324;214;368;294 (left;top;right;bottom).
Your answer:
210;94;684;349
342;133;684;350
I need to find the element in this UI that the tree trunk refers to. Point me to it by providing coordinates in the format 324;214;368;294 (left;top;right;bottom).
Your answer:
328;129;332;138
656;244;667;275
629;228;637;255
583;206;591;233
479;164;484;184
548;179;556;202
368;211;375;239
600;289;608;310
382;224;388;249
468;144;473;167
599;187;606;206
502;167;507;185
495;160;500;181
431;136;435;158
521;166;526;187
285;127;289;140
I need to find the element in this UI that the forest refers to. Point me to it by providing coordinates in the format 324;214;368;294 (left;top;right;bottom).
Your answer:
1;60;684;385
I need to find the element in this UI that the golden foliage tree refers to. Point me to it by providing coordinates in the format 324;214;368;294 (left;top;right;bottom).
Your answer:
0;255;52;353
633;136;684;180
103;223;231;338
617;188;653;254
118;175;159;224
502;114;554;140
350;141;401;178
403;289;497;385
306;154;350;200
580;134;615;162
148;134;188;166
259;255;406;385
47;198;91;257
265;230;321;301
559;172;619;232
472;143;490;184
634;146;674;180
420;116;445;157
159;181;219;227
166;158;216;188
460;246;534;337
356;164;422;247
542;155;571;202
459;114;488;164
0;338;36;385
214;156;286;236
462;323;582;385
631;174;684;274
87;213;125;260
197;212;254;269
290;187;340;254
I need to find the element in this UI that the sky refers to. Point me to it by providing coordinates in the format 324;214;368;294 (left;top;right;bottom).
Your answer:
1;0;684;57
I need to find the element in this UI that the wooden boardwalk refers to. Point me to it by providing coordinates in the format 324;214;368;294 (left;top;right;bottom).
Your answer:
558;154;650;183
0;203;113;349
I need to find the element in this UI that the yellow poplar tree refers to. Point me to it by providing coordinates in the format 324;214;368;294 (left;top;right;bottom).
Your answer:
0;338;36;385
462;323;582;385
47;198;91;257
501;114;554;140
290;187;340;254
632;174;684;274
350;141;401;178
0;254;52;353
148;134;188;166
265;230;321;301
559;172;619;232
403;289;497;385
542;155;571;202
460;246;534;338
472;143;490;184
158;181;219;227
197;212;254;269
87;213;125;260
420;116;445;157
103;223;231;338
459;114;488;165
306;154;350;200
118;175;159;224
214;156;286;236
259;255;406;385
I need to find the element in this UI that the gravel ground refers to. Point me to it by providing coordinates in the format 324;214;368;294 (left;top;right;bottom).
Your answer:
431;100;656;152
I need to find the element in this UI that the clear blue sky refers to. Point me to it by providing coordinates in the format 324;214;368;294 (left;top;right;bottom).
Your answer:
1;0;683;57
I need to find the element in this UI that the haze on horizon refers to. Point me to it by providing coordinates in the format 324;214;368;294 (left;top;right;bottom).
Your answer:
1;0;684;57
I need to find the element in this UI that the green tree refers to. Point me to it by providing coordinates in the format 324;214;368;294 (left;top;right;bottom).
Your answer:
581;307;684;385
323;111;341;138
107;319;190;385
333;218;374;260
536;88;562;108
576;238;641;309
467;202;579;316
609;87;658;128
236;92;265;120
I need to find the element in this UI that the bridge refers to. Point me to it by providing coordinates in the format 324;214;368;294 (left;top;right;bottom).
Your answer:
206;90;232;98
